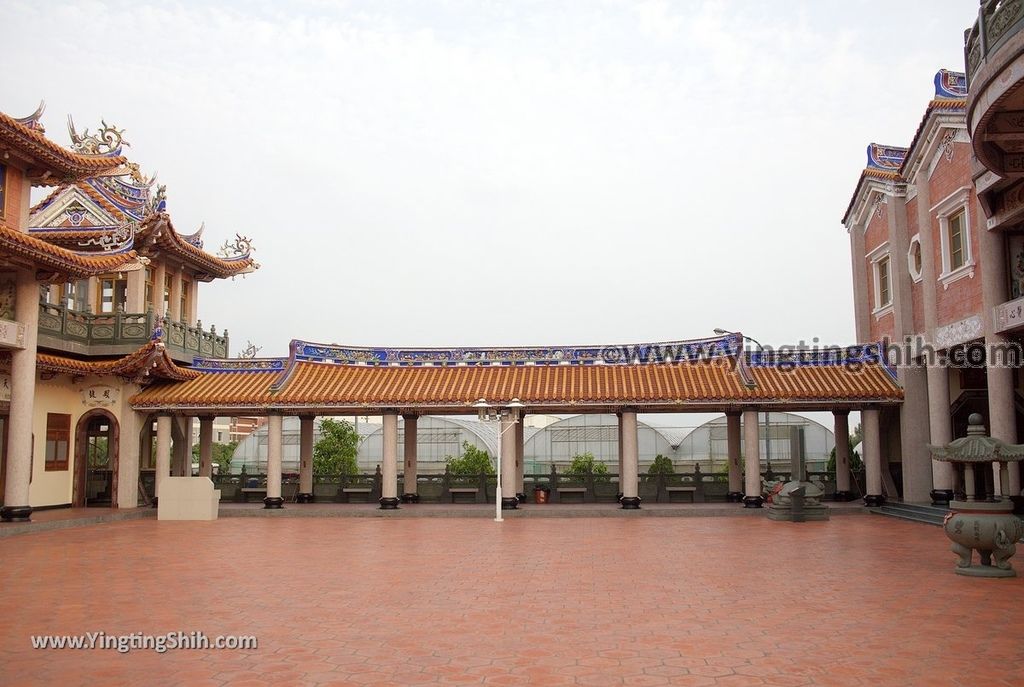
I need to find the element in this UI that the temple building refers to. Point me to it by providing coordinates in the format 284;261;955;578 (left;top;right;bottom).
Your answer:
843;61;1024;506
0;105;257;519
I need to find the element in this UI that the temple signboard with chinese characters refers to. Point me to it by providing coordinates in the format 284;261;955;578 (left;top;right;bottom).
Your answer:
82;384;118;408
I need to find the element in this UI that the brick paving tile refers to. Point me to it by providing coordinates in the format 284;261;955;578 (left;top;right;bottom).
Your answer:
1;516;1022;686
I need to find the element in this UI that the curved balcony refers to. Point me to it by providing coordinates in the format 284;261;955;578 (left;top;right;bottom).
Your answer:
966;0;1024;179
37;302;229;363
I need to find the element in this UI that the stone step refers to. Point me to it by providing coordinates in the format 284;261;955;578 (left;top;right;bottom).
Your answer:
869;508;944;526
870;502;949;526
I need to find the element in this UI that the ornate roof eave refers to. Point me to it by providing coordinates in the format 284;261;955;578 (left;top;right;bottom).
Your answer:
843;173;904;229
0;110;127;185
137;214;258;281
36;341;200;383
0;221;145;281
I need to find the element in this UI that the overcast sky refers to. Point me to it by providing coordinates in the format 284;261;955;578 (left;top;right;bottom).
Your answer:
2;1;976;357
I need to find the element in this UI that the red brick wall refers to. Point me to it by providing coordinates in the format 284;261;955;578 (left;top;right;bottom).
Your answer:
929;143;984;328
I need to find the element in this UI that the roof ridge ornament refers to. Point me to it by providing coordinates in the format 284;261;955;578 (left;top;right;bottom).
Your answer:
14;101;46;132
866;143;908;171
75;219;138;253
217;233;254;260
67;115;129;156
934;69;968;99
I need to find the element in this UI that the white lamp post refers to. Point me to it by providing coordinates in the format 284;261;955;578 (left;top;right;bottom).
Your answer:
474;397;524;522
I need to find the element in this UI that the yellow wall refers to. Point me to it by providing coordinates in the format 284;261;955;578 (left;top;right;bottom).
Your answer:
28;374;141;508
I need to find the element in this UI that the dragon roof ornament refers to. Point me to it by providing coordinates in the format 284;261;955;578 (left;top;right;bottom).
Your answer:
67;115;129;156
14;101;46;132
217;234;254;260
75;219;139;254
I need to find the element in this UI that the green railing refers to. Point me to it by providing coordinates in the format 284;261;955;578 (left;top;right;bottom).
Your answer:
966;0;1024;84
37;301;229;362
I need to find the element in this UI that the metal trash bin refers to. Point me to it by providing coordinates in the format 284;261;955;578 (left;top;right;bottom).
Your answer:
534;486;551;504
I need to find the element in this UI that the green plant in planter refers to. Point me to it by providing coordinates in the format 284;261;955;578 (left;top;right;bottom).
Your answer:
565;452;611;483
647;454;675;475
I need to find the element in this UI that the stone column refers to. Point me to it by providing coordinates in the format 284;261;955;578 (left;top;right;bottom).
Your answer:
168;268;182;322
514;414;525;502
742;409;762;508
297;416;315;503
264;414;284;508
850;223;871;342
198;416;214;477
401;415;419;503
926;367;955;504
500;413;518;510
152;262;167;316
620;410;640;509
126;268;145;313
978;195;1021;496
116;407;143;509
154;415;172;506
170;415;192;476
726;412;743;502
379;411;399;509
616;412;625;499
862;407;884;506
1;269;40;521
833;411;853;501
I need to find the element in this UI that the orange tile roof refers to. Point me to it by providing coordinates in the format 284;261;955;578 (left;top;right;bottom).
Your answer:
130;358;902;413
0;111;127;184
0;221;143;279
37;341;200;382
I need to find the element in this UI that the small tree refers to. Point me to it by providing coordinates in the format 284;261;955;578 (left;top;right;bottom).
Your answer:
565;452;610;483
827;428;864;473
445;441;495;476
647;454;675;475
313;418;360;476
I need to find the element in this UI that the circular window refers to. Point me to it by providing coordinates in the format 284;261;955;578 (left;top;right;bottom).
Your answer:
908;236;923;282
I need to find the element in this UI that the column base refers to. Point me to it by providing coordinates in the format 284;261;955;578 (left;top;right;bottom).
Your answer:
263;497;285;509
515;492;527;504
620;496;642;509
150;497;159;509
743;496;764;508
379;497;400;510
725;491;744;503
833;490;855;502
501;497;519;510
401;493;420;504
1011;495;1024;515
864;494;885;507
929;489;953;507
616;492;623;502
0;505;32;522
296;492;315;504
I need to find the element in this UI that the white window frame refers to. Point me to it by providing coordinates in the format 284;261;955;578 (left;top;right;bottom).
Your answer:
867;241;893;319
907;234;923;283
931;186;975;289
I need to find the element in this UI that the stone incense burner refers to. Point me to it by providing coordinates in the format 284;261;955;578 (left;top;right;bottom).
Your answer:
930;414;1024;578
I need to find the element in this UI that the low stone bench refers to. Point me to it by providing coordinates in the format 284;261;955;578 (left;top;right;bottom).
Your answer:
239;487;267;503
340;487;373;503
556;487;587;503
449;487;481;504
665;486;697;503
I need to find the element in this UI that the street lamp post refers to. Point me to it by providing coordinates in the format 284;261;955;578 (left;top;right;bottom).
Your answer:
473;398;524;522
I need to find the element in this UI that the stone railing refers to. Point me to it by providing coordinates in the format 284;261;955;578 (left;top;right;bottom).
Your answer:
37;301;229;362
965;0;1024;84
214;467;850;504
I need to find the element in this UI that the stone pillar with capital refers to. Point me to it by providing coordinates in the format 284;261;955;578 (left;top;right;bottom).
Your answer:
264;414;284;508
833;411;853;501
726;412;743;502
620;410;640;509
862;407;884;507
501;413;518;510
380;412;400;509
742;409;762;508
514;414;525;503
198;416;214;477
1;270;40;522
616;412;625;500
297;416;315;503
401;415;419;503
154;415;172;507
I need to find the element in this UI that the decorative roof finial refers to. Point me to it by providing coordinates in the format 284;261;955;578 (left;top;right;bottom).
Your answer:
15;101;46;132
67;115;129;156
217;234;254;259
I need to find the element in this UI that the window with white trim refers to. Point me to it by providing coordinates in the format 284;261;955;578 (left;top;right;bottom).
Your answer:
867;241;893;317
932;186;974;288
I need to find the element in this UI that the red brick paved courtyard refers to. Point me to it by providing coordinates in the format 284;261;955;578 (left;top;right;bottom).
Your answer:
0;516;1021;686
